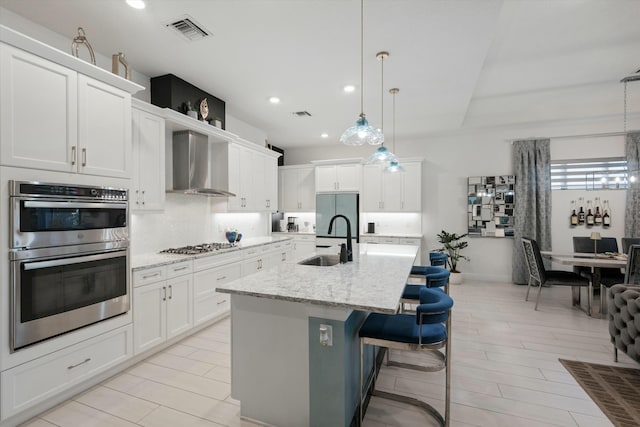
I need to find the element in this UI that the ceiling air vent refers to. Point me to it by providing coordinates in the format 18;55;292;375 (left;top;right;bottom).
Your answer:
292;111;312;117
165;15;211;41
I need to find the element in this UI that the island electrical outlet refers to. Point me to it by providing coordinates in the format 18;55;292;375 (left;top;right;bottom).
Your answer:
319;324;333;346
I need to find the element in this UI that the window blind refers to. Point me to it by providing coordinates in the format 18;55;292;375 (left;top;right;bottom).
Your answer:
551;157;629;190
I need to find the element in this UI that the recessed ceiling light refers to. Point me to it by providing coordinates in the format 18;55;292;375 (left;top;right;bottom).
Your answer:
269;97;280;104
343;85;355;93
321;133;329;138
126;0;146;9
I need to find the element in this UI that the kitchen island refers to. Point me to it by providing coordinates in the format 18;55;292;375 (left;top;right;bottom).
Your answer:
217;243;418;427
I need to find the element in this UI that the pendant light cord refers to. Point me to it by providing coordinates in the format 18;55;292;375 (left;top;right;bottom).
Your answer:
360;0;364;117
380;54;384;133
392;89;396;153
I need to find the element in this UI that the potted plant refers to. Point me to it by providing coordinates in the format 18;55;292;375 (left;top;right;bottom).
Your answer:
436;230;469;284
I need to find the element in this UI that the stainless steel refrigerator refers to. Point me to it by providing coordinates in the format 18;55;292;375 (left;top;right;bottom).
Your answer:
315;193;359;247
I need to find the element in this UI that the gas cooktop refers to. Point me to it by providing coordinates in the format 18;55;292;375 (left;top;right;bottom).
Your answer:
160;242;236;255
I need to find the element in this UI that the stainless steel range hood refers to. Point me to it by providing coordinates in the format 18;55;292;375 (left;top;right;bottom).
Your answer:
171;130;235;197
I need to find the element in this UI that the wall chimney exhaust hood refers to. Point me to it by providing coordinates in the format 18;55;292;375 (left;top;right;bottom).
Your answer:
170;130;235;197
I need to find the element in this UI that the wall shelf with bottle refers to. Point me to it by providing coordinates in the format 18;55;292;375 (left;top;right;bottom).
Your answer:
569;197;612;228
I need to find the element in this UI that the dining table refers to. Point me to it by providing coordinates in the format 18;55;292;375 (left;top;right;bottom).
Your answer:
540;251;627;317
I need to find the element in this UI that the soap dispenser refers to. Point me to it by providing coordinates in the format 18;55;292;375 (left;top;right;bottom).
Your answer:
339;243;348;263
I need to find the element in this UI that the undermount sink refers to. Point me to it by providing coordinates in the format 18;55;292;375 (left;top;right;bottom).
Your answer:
297;254;341;266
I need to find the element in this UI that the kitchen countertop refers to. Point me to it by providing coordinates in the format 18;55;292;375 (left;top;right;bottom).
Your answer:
217;243;418;313
131;236;292;271
272;231;316;236
360;233;423;239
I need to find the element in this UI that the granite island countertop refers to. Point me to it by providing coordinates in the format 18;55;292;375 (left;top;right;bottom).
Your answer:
131;236;292;271
217;243;418;314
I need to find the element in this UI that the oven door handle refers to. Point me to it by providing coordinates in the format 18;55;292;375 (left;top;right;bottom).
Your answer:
22;251;125;271
22;201;127;209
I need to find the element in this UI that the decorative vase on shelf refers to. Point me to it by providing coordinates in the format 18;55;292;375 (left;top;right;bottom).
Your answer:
186;102;198;119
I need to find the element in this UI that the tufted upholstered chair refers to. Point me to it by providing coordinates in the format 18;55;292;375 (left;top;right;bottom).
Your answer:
608;244;640;362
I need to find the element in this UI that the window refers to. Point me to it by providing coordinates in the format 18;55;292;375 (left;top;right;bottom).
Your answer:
551;157;629;190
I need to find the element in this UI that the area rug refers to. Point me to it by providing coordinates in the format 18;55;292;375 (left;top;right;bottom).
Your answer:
559;359;640;427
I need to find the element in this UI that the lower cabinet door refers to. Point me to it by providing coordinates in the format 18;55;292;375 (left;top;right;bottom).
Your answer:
1;325;132;420
133;282;166;354
165;275;193;340
193;263;241;326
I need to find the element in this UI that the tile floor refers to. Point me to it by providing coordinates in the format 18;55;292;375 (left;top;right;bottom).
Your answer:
21;281;635;427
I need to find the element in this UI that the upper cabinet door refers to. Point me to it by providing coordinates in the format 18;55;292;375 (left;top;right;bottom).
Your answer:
226;144;243;210
382;170;403;211
0;44;77;172
362;165;382;212
263;155;278;211
315;165;337;192
132;107;165;212
77;75;132;178
335;164;361;191
297;166;315;211
402;162;422;212
279;168;298;211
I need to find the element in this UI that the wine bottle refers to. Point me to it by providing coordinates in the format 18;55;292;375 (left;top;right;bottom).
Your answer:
594;206;602;225
603;200;611;228
578;204;585;225
570;201;578;227
586;201;594;227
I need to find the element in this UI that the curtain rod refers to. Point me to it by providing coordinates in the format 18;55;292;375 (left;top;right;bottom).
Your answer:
506;130;629;144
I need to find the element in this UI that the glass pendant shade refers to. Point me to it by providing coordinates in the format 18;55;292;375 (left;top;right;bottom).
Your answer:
340;115;384;146
384;160;405;173
367;145;397;164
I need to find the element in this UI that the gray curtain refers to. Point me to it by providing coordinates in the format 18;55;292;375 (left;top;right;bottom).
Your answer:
625;131;640;237
512;139;552;284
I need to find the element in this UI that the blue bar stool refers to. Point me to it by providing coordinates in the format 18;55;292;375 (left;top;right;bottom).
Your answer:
359;287;453;426
401;266;450;312
429;251;449;267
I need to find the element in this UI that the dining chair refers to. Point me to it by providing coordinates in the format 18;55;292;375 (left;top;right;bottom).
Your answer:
522;237;590;310
572;236;625;285
622;238;640;255
624;244;640;285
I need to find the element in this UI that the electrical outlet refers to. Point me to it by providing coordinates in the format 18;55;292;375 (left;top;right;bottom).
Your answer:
319;324;333;346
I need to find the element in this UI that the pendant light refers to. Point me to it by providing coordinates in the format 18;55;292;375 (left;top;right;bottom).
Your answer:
340;0;384;146
367;51;397;164
385;88;405;173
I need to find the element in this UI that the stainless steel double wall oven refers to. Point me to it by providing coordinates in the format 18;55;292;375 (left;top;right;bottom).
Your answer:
9;181;130;351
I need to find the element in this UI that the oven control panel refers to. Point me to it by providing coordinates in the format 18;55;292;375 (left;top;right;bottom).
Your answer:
11;181;128;201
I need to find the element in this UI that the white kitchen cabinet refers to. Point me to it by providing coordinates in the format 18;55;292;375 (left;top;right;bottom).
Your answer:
213;142;279;212
133;261;193;354
273;233;316;260
193;262;241;326
315;163;362;192
362;161;422;212
131;101;165;212
77;75;132;178
0;44;132;178
1;325;132;420
257;153;278;210
279;165;315;211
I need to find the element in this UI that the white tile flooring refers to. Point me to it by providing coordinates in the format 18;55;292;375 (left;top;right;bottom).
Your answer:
21;281;636;427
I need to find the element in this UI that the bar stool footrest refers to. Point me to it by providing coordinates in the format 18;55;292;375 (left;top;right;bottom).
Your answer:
371;389;445;427
387;349;445;372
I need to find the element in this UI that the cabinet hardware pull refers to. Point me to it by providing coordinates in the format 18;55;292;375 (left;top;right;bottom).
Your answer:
67;358;91;370
142;272;161;279
135;190;139;205
71;146;77;165
173;266;188;271
81;148;87;166
141;190;145;205
162;286;167;301
217;299;227;305
216;275;227;281
168;285;172;299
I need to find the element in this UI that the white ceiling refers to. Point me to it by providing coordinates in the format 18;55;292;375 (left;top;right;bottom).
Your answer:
1;0;639;148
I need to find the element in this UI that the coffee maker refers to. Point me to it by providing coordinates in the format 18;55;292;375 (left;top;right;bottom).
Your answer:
287;216;299;232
